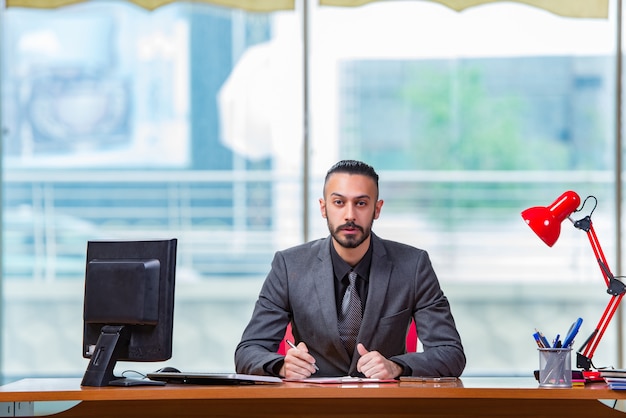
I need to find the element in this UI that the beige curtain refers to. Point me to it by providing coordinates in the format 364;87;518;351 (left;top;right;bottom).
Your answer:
4;0;609;17
321;0;609;18
4;0;295;12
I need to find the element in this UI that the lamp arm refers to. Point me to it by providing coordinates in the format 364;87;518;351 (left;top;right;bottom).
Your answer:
574;216;611;286
577;294;624;370
573;219;625;370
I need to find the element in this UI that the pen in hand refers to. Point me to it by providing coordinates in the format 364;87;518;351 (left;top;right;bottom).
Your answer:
286;340;319;371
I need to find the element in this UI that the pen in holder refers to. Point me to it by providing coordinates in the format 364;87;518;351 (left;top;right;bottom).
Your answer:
538;347;573;388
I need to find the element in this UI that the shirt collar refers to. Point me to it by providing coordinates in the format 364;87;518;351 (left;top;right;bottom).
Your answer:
330;238;373;282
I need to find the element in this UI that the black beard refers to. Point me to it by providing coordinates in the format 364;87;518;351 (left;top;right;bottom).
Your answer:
329;221;369;249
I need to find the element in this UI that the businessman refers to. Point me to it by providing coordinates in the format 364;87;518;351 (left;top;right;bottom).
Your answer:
235;160;465;379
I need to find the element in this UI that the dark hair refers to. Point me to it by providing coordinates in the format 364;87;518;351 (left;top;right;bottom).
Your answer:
324;160;379;194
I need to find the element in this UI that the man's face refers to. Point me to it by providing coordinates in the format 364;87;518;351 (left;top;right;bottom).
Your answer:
319;172;383;249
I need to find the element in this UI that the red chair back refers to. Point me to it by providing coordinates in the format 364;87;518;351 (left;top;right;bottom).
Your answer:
278;320;418;355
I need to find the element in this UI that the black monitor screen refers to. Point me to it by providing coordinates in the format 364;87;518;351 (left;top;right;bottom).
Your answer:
81;239;177;387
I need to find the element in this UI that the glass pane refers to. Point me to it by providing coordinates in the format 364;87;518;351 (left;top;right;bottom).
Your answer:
309;1;616;375
1;2;303;381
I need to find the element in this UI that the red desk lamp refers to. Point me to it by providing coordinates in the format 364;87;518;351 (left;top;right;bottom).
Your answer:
522;190;625;371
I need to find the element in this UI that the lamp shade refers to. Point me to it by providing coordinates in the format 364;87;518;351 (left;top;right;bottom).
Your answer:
521;190;581;247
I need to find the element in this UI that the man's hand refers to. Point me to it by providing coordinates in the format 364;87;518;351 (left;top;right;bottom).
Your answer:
356;343;402;379
279;341;318;379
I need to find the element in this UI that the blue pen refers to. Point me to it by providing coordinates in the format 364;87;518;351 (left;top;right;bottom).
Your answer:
552;334;560;348
562;317;583;348
535;328;551;348
532;332;545;348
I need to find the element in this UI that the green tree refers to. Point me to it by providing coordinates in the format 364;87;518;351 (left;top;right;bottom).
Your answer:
401;63;571;170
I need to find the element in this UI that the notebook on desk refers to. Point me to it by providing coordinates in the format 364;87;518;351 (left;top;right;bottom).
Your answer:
283;376;397;384
146;371;283;385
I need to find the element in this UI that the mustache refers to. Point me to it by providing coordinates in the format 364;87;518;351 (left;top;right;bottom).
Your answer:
336;221;363;233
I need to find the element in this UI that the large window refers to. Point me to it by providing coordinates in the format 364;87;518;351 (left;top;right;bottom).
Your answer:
307;2;618;375
0;0;619;382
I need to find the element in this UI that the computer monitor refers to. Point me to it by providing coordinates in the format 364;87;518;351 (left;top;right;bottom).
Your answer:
81;238;177;387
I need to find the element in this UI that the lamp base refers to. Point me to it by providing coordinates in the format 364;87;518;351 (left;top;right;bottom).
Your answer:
581;370;604;382
577;352;593;371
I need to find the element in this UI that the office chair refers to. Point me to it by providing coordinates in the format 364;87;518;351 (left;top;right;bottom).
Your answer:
278;320;418;355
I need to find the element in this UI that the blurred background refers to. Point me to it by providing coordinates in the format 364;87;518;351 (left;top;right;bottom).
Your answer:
1;0;623;382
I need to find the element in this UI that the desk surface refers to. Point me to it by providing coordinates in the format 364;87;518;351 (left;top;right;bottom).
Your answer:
1;377;625;418
0;377;623;401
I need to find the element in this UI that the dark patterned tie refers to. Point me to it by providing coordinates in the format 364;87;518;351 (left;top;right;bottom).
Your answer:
338;270;362;355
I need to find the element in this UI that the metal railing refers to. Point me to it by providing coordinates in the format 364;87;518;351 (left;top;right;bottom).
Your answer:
2;169;615;283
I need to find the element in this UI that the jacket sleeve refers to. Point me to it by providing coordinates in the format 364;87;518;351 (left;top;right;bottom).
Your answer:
234;251;291;375
389;250;466;377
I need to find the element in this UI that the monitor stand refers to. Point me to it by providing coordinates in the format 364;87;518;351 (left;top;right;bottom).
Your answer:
81;325;131;387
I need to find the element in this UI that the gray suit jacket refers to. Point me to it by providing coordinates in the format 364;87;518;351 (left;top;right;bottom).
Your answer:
234;233;465;377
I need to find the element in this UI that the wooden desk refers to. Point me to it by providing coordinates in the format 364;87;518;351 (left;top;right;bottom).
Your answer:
1;377;625;417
